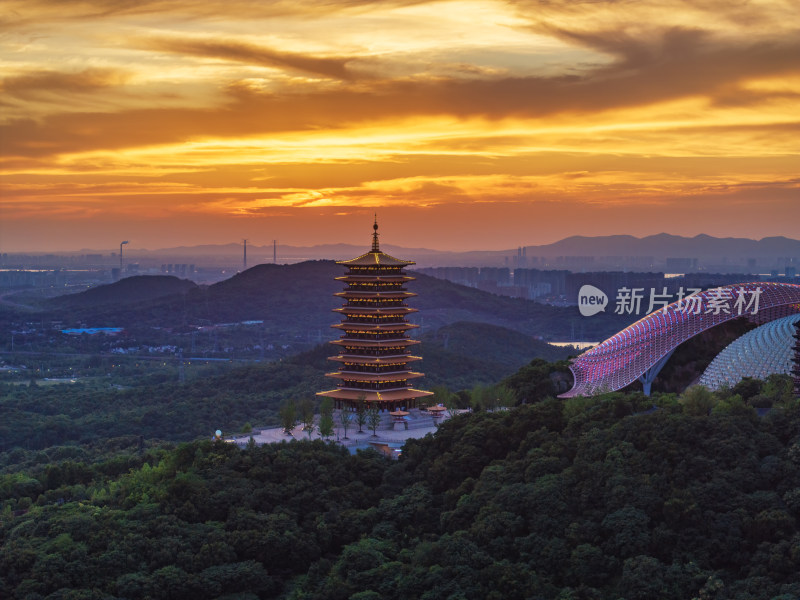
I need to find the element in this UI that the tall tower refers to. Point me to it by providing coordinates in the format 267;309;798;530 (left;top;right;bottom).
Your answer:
317;218;433;411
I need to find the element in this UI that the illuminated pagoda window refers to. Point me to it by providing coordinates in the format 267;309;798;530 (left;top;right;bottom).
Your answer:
317;217;433;411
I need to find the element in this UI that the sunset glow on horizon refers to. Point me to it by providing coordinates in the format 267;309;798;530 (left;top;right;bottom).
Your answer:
1;0;798;252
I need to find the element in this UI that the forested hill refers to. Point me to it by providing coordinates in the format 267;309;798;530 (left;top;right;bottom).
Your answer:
39;261;630;340
2;390;799;599
421;321;575;366
47;275;198;309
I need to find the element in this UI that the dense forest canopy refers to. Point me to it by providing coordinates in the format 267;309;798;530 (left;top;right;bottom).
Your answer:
2;368;799;599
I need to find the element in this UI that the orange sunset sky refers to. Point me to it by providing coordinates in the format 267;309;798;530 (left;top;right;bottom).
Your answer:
1;0;798;252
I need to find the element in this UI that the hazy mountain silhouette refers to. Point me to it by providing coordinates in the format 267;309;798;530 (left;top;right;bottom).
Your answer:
110;234;800;263
48;275;197;309
43;261;628;340
527;234;800;258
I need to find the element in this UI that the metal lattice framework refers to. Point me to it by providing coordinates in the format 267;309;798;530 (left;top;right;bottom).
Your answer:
560;282;800;398
697;314;800;390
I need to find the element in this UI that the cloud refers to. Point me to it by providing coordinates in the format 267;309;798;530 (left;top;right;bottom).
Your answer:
144;37;356;80
1;68;129;99
1;0;430;28
3;25;798;161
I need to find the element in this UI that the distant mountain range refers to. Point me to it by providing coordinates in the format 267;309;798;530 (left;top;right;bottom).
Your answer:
525;234;800;259
48;234;800;269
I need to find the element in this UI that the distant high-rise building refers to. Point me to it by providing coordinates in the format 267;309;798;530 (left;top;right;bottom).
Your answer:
664;257;697;272
317;218;433;411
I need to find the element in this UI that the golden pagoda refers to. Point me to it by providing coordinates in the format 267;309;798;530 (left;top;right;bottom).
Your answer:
317;218;433;411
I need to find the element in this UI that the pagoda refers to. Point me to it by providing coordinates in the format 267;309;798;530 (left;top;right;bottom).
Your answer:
317;218;433;411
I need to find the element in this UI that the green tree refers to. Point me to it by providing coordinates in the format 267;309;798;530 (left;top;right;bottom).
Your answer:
355;396;368;434
299;397;315;437
338;409;353;440
318;397;334;440
432;385;451;404
432;385;459;417
318;413;334;440
444;394;461;418
679;385;716;416
470;385;490;412
761;374;794;407
367;406;381;437
494;384;517;409
731;376;762;401
279;399;297;435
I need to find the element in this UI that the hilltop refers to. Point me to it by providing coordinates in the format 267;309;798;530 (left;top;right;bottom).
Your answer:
47;275;198;309
38;261;630;343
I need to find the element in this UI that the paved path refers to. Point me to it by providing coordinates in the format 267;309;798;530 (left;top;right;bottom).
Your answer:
226;410;467;449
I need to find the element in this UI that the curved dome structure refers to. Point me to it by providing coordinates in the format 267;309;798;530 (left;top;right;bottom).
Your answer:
560;282;800;398
698;314;800;390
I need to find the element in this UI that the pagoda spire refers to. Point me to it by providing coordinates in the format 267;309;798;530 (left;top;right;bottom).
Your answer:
371;214;380;252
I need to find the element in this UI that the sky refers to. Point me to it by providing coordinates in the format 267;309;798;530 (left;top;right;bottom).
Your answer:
1;0;798;252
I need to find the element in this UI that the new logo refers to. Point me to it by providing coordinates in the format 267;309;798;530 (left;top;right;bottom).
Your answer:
578;285;608;316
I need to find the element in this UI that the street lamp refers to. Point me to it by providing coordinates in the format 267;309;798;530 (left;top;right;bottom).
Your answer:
120;240;129;271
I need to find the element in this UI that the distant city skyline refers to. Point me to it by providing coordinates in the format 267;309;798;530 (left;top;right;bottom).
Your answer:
1;0;797;252
4;231;799;261
2;213;798;255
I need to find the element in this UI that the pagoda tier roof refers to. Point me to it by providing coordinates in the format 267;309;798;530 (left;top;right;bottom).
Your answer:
325;371;425;381
333;306;418;315
330;338;420;348
337;250;414;267
316;388;434;401
331;322;419;332
334;291;416;299
335;275;414;283
328;355;422;364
